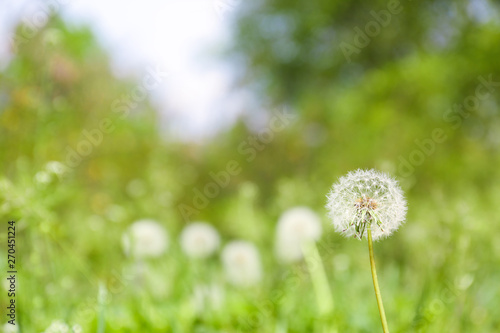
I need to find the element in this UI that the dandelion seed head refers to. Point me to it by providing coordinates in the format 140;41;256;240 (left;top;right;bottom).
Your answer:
191;283;224;314
221;241;262;287
121;219;168;258
3;323;18;333
41;320;73;333
326;169;407;241
274;207;322;263
46;161;67;177
35;171;51;185
71;325;82;333
180;222;220;259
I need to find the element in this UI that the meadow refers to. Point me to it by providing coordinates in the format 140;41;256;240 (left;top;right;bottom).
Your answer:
2;2;500;332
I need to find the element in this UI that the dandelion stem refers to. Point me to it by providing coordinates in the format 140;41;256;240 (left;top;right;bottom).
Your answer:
302;241;334;316
367;228;389;333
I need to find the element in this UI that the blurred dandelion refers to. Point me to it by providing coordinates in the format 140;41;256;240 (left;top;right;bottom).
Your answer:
2;323;18;333
221;241;262;287
191;283;225;314
34;171;51;185
274;206;322;263
34;161;68;186
46;161;68;178
71;325;82;333
41;320;81;333
326;169;407;333
121;219;169;258
180;222;220;259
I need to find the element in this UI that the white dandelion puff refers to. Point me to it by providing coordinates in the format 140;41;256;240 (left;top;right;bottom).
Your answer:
121;219;168;258
221;241;262;287
3;323;18;333
180;222;220;259
46;161;68;177
326;169;407;241
35;171;52;185
191;283;225;314
274;206;322;263
71;325;82;333
41;320;76;333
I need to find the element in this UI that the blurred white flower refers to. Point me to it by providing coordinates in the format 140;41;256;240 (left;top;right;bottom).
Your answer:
41;320;72;333
122;219;168;258
35;171;51;185
3;323;18;333
221;241;262;287
274;206;322;263
326;169;407;241
41;321;81;333
35;162;69;186
46;161;68;177
191;283;225;314
180;222;220;259
71;325;82;333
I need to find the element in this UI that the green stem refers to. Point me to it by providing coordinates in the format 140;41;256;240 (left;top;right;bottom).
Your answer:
302;241;334;316
367;228;389;333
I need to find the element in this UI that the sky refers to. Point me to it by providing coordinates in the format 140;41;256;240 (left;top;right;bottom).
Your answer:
0;0;249;140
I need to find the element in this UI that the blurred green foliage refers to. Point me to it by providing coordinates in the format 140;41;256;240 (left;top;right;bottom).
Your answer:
228;0;500;190
0;2;500;331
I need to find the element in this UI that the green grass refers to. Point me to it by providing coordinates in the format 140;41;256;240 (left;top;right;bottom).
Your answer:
1;166;500;332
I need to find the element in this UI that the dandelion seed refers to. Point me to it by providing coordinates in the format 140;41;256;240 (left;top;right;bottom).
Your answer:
326;169;407;241
221;241;262;287
121;219;168;258
180;222;220;259
274;206;322;263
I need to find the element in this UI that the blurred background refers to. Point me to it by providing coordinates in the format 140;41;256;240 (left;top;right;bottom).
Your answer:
1;0;500;332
